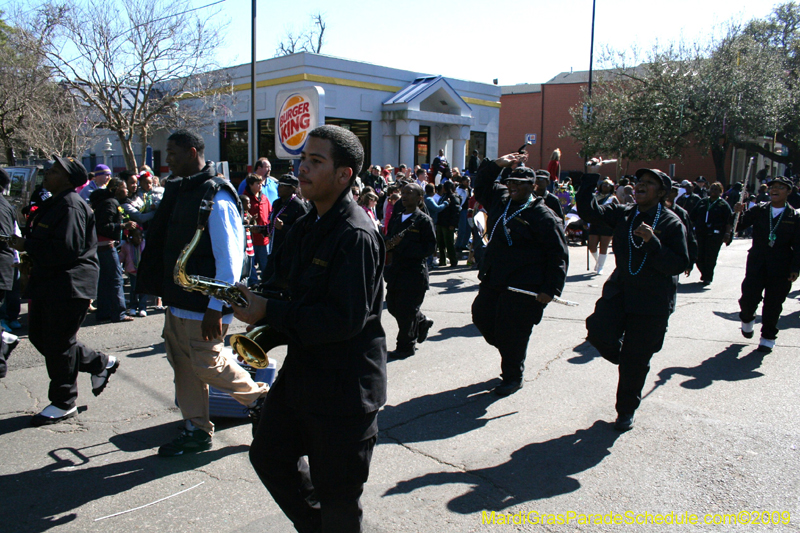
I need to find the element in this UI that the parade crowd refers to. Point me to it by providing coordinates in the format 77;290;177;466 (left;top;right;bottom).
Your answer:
2;128;798;533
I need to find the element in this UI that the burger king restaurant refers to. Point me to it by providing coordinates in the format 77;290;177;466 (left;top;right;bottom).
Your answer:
192;52;501;181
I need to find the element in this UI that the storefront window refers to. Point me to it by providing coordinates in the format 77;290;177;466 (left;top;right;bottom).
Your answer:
415;126;430;168
219;120;249;183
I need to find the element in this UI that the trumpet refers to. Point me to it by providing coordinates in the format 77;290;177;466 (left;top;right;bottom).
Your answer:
173;198;288;368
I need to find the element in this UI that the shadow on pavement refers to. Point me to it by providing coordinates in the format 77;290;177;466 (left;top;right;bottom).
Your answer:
429;277;479;295
126;341;166;358
426;323;482;342
383;420;620;512
566;340;599;365
678;281;711;294
648;343;765;394
0;420;249;533
380;380;508;443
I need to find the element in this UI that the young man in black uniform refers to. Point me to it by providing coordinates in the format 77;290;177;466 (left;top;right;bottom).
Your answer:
262;174;309;282
10;156;119;425
734;177;800;353
577;168;689;432
533;170;565;224
690;182;733;286
233;125;387;533
471;156;569;397
385;182;437;359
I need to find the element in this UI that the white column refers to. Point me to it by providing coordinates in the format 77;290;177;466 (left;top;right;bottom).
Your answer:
450;125;469;171
381;121;398;168
395;119;419;170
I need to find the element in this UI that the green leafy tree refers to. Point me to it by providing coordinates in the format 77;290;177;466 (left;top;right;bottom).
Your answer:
567;24;786;183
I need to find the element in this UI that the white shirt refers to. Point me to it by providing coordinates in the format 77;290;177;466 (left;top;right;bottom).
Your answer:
170;188;244;324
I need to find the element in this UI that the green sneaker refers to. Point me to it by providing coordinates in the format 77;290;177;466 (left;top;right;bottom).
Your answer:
158;429;212;457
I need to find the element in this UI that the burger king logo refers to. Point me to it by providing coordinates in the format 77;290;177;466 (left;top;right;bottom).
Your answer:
278;94;313;156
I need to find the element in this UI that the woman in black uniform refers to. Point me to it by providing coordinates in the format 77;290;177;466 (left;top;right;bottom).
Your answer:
577;168;689;432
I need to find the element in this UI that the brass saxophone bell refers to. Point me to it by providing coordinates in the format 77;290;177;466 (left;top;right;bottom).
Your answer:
229;325;289;369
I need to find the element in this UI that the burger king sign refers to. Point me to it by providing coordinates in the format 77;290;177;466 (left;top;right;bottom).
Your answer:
275;86;325;159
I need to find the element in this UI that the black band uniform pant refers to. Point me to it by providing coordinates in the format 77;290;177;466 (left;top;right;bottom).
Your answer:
250;392;378;533
472;284;544;383
586;291;669;416
695;232;724;283
386;284;426;352
28;297;109;410
739;267;792;341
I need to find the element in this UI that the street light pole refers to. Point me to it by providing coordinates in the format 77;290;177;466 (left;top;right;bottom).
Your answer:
588;0;596;100
250;0;257;171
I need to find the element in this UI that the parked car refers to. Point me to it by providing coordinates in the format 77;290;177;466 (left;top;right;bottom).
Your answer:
1;165;45;225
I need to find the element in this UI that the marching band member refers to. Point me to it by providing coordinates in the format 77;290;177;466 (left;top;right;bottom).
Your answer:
471;155;569;397
234;125;386;533
384;182;437;359
577;168;689;431
734;177;800;352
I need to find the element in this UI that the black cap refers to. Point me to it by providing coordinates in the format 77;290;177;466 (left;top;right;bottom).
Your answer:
0;168;9;191
506;166;536;182
534;170;550;181
635;168;671;191
278;174;299;187
696;176;707;183
53;154;89;187
769;176;793;189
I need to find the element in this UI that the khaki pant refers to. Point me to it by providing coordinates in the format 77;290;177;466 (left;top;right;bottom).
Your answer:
163;309;268;435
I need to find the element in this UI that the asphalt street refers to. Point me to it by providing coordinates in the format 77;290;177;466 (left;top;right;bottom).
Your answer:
1;238;799;532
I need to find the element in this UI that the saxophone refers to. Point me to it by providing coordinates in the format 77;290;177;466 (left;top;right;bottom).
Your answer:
173;213;249;308
173;198;287;368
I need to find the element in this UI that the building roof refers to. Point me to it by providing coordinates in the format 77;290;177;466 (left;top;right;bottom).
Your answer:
500;84;542;95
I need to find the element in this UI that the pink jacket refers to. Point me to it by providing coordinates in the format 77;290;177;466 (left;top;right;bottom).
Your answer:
119;240;145;275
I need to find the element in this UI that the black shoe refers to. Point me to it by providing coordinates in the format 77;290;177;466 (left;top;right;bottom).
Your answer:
248;396;266;438
417;319;434;344
702;280;711;286
30;405;78;427
388;349;415;360
91;356;119;397
614;413;635;432
493;380;522;397
742;330;754;339
158;428;212;457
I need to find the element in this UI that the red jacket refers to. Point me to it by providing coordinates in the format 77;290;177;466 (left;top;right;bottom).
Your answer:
246;190;272;246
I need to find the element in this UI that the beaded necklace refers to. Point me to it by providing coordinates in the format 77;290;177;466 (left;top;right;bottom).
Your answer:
768;204;786;247
628;203;662;276
489;195;534;246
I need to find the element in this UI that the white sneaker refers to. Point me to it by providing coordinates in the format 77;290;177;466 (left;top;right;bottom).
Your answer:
757;338;775;353
137;310;147;317
91;355;120;396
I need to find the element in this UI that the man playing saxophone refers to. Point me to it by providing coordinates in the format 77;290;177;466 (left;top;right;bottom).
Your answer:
137;129;268;457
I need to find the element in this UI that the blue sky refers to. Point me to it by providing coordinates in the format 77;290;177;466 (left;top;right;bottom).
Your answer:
6;0;785;86
208;0;783;85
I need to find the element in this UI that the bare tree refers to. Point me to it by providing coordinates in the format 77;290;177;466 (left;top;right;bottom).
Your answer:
20;0;234;170
275;12;326;57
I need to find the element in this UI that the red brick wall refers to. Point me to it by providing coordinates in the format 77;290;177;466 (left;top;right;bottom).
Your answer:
501;82;729;183
498;92;541;166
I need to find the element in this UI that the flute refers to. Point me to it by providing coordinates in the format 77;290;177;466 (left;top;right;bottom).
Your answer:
508;286;579;306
